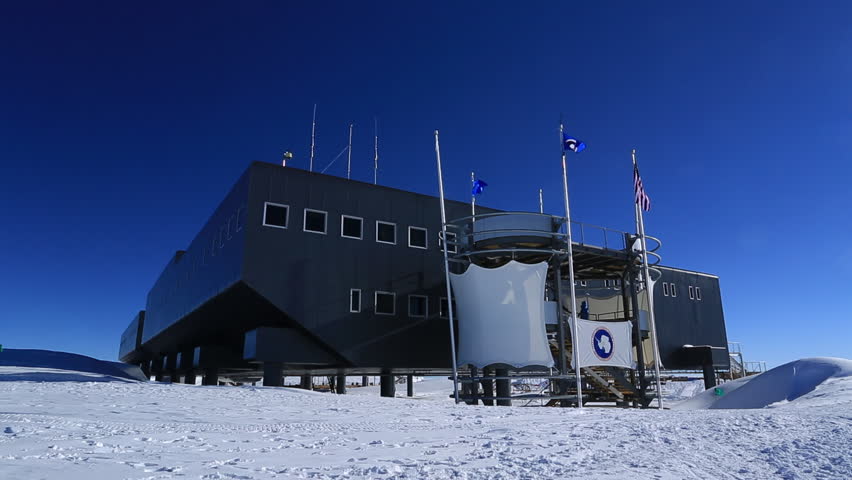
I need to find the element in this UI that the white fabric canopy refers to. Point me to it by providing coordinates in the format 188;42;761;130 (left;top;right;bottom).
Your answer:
570;318;635;369
449;261;554;368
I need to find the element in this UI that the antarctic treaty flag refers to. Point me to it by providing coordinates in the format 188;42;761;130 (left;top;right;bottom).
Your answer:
472;179;488;196
562;132;586;153
634;163;651;212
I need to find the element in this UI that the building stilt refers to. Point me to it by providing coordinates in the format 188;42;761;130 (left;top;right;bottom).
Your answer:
336;374;346;394
481;368;494;406
380;374;395;397
263;362;283;387
496;368;511;406
406;374;414;397
202;368;219;386
184;372;197;385
301;374;313;390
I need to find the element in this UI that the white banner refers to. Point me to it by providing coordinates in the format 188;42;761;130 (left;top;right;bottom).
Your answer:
450;261;554;369
570;318;635;369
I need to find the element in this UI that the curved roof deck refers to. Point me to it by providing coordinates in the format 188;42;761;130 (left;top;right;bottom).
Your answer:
445;211;640;279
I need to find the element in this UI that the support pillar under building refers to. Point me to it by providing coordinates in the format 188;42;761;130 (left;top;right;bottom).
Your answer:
480;368;494;406
495;368;511;406
380;374;395;397
406;374;414;397
184;372;197;385
263;362;283;387
362;375;369;386
301;374;313;390
335;374;346;394
202;368;219;386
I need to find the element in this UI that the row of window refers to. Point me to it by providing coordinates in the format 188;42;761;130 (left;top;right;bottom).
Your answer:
661;282;702;301
263;202;457;252
348;289;451;318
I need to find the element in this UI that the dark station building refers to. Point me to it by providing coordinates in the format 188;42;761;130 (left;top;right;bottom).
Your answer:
119;161;730;402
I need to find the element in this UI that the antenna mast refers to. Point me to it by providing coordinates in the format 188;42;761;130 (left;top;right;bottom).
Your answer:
373;117;379;185
346;122;353;179
309;104;317;172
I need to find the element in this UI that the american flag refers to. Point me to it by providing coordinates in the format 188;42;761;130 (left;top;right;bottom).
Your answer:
633;164;651;212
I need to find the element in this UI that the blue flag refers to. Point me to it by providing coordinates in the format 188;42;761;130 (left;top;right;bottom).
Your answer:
471;179;488;196
562;133;586;153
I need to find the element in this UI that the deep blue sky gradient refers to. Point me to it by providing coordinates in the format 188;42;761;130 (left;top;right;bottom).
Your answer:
2;2;851;366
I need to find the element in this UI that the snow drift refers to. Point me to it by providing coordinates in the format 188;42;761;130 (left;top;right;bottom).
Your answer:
675;357;852;409
0;348;147;382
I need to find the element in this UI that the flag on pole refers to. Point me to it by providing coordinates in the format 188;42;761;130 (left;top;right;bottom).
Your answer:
562;132;586;153
633;163;651;212
471;179;488;196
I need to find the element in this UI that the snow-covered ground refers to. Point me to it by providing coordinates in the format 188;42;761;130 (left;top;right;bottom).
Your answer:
1;353;850;479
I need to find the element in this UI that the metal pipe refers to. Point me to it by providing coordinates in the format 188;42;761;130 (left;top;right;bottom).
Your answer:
346;122;353;179
435;130;460;404
309;104;316;172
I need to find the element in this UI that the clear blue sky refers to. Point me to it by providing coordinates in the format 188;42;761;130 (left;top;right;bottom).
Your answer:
1;2;850;367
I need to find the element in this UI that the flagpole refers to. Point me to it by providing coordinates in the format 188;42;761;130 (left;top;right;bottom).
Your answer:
633;149;664;409
436;130;460;404
373;117;378;185
560;124;583;409
539;188;544;214
309;104;317;172
470;171;476;218
346;122;353;180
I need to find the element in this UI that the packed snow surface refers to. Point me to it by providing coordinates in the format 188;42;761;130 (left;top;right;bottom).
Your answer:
1;354;851;479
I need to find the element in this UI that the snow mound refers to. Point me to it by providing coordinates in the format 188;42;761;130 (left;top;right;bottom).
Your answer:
0;349;147;382
675;357;852;410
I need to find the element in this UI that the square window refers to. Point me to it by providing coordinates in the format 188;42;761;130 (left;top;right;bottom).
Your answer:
408;226;428;249
408;295;428;317
350;289;361;313
439;230;458;253
580;280;587;287
304;209;327;234
688;286;695;300
696;287;702;301
670;283;678;297
662;282;669;296
263;202;289;229
375;291;396;315
341;215;363;240
376;221;396;244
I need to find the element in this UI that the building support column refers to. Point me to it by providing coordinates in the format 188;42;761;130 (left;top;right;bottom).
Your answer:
702;361;717;390
184;371;197;385
336;374;347;394
380;373;395;397
628;267;648;406
480;368;494;406
202;368;219;386
362;375;369;386
406;374;414;397
263;362;283;387
301;374;313;390
496;368;511;406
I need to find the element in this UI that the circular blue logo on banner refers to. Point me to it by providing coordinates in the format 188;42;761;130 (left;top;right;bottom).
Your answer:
592;327;614;360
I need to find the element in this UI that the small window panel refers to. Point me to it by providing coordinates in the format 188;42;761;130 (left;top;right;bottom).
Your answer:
408;295;428;318
580;280;587;287
696;287;702;301
350;289;361;313
263;202;289;229
375;291;396;315
341;215;363;240
662;282;669;296
376;221;396;245
439;231;458;253
408;226;428;249
670;283;678;297
689;286;695;300
304;209;328;234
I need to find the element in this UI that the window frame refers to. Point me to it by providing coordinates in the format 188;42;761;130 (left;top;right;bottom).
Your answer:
408;294;429;318
662;282;669;296
340;215;364;240
696;287;702;301
262;202;290;229
376;221;397;245
670;283;678;297
688;286;695;300
408;226;428;249
349;288;361;313
374;291;396;316
303;208;328;235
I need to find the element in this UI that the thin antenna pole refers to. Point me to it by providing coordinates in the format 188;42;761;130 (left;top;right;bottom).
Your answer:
560;123;583;409
373;117;378;185
539;188;544;214
470;171;476;218
435;130;460;404
346;122;353;180
633;149;664;409
309;104;317;172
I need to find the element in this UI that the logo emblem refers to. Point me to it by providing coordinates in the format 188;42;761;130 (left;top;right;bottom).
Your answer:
592;327;614;360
